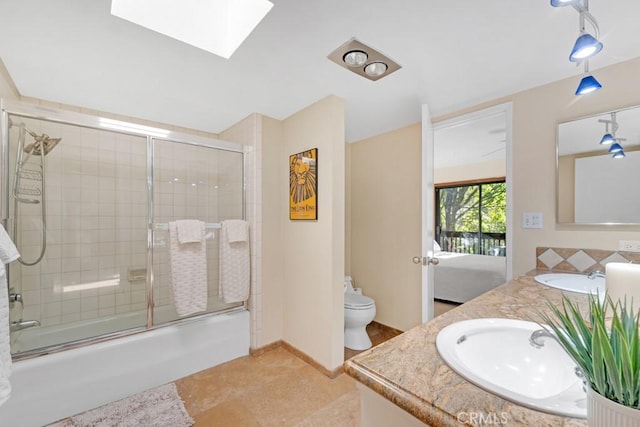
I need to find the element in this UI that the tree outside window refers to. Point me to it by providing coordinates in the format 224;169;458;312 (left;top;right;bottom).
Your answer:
436;181;506;256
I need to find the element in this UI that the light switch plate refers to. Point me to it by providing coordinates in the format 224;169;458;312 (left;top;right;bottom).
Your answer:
522;212;543;229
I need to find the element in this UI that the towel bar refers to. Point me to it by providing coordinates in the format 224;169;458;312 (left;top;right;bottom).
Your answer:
153;222;221;230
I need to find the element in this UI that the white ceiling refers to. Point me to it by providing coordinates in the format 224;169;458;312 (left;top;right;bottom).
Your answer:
435;113;507;168
1;0;639;143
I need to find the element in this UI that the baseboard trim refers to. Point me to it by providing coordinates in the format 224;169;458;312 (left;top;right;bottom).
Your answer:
249;340;282;357
249;340;343;379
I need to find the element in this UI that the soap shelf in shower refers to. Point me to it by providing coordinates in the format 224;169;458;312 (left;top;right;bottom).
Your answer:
17;186;41;196
19;169;42;181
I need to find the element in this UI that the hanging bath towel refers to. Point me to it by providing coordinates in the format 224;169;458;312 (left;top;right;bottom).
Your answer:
0;224;19;407
219;220;250;303
168;220;208;317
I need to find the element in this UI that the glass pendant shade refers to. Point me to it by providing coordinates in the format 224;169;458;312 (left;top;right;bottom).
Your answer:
599;133;615;145
575;75;602;95
612;150;626;159
569;33;604;62
343;50;368;67
608;142;624;153
550;0;574;6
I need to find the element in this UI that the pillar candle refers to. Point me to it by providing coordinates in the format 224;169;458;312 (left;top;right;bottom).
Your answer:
605;262;640;308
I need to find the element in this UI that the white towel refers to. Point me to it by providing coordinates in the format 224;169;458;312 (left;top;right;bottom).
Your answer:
0;224;19;266
168;221;208;317
176;220;205;244
225;219;248;243
219;220;250;303
0;224;19;408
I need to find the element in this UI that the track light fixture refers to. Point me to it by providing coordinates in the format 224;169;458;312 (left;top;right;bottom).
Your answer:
599;133;615;145
612;150;626;159
608;142;624;154
598;112;627;158
575;73;601;95
598;112;618;145
550;0;604;95
570;33;603;62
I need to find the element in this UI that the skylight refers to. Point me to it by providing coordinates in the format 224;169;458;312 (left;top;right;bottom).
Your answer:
110;0;273;59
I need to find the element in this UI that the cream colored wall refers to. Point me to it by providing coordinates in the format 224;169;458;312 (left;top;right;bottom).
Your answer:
259;116;284;346
282;95;345;371
349;123;422;331
435;159;505;184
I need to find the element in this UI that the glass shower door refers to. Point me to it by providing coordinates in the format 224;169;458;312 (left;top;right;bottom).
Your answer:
6;116;149;354
151;139;244;325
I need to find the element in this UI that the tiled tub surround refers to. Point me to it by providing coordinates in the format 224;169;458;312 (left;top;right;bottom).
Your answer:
344;274;589;426
7;115;244;354
536;247;640;274
9;118;149;331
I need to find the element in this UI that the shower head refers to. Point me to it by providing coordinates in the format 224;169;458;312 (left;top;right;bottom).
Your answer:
24;132;61;156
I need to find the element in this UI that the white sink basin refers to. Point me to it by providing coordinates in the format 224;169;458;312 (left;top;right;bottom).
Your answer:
534;273;604;295
436;318;586;418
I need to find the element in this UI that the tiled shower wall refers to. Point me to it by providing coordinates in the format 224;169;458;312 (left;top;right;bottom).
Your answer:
9;117;244;328
10;118;148;327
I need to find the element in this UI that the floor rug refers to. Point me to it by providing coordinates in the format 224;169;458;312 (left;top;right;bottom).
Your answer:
48;383;194;427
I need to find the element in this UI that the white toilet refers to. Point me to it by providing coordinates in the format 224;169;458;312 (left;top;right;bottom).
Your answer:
344;276;376;350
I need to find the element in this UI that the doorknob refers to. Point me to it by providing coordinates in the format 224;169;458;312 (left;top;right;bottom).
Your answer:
412;256;440;266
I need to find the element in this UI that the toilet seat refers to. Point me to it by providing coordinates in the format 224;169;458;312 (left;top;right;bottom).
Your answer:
345;293;375;310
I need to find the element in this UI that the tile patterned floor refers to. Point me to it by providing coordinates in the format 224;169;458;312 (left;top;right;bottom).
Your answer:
50;325;404;426
176;347;360;426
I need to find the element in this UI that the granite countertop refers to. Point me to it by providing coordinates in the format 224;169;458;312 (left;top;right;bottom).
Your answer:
344;273;589;426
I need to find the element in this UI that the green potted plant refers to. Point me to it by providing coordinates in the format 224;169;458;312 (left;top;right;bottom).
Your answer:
539;294;640;426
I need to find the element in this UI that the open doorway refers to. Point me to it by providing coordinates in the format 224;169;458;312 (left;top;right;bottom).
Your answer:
427;105;512;318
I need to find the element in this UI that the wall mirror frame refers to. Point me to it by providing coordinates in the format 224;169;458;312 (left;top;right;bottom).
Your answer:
556;104;640;226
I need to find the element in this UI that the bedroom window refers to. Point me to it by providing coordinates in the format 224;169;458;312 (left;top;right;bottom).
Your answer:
435;180;506;256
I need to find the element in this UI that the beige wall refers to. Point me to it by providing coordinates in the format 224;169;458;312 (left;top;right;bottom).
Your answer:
349;123;422;331
435;159;505;184
259;116;285;346
221;96;346;371
348;56;640;331
281;95;345;371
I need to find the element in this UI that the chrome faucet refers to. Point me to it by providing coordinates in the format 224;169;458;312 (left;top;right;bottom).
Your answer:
587;270;605;279
10;319;40;332
529;328;556;348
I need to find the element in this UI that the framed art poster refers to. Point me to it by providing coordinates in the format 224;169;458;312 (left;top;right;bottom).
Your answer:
289;148;318;220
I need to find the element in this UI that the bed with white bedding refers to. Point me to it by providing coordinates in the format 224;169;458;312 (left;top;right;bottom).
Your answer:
433;251;506;303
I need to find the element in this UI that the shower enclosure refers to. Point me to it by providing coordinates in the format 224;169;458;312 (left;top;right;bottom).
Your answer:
1;100;246;358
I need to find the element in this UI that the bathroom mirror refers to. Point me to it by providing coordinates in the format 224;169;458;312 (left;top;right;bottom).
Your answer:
557;105;640;225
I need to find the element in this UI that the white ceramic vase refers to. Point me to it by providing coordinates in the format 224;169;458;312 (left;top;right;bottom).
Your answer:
588;387;640;427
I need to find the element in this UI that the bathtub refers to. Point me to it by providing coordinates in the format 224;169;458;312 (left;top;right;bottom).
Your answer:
0;308;250;427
